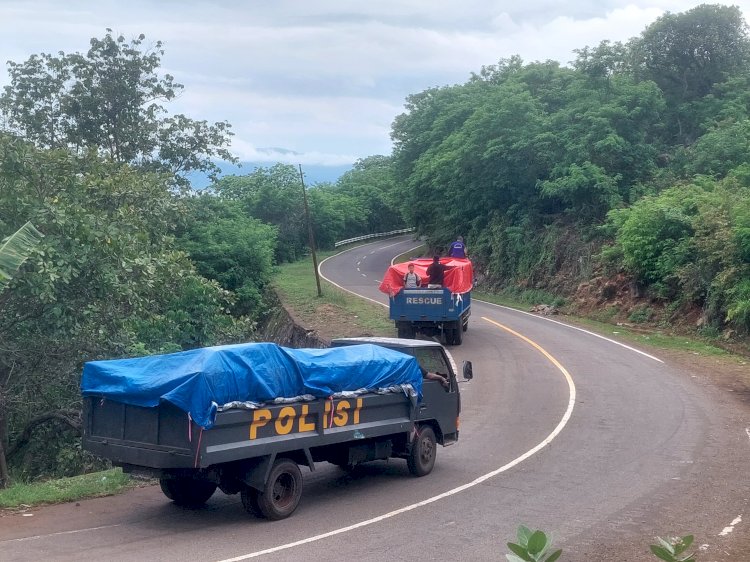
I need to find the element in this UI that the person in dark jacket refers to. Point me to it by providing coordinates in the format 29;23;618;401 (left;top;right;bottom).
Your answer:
426;255;447;287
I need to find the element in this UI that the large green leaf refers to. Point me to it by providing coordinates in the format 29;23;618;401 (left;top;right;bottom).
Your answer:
507;543;534;562
527;530;548;555
0;221;43;291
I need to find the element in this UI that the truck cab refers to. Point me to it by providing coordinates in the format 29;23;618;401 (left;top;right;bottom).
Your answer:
330;337;473;445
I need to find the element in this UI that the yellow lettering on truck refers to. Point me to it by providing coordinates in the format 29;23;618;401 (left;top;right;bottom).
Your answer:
249;409;272;439
299;404;315;432
275;406;296;435
333;400;350;427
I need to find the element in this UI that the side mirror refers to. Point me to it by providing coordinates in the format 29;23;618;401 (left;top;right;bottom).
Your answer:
462;360;473;381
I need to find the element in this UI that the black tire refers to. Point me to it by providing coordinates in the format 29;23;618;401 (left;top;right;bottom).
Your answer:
397;322;415;339
407;425;437;477
443;328;453;346
462;319;469;332
256;458;303;521
159;477;217;507
453;322;463;345
240;486;262;516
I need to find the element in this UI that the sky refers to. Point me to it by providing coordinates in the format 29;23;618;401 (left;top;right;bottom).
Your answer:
1;1;749;172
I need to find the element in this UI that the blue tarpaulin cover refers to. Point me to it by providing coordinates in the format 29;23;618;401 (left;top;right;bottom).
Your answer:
81;343;423;428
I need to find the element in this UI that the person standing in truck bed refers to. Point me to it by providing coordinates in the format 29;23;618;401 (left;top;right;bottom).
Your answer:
448;236;466;258
403;263;422;289
426;255;447;288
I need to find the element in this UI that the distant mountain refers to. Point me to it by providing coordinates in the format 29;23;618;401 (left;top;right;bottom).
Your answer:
186;160;353;189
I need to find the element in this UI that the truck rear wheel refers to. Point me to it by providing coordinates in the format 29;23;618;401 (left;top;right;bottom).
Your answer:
453;322;463;345
407;425;436;477
159;477;217;507
256;458;303;520
396;322;415;339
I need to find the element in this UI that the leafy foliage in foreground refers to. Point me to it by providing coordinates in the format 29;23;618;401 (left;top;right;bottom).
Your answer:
506;526;562;562
504;527;698;561
649;535;696;562
0;222;43;290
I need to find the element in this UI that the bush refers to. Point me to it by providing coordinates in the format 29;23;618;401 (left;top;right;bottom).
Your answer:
629;305;654;324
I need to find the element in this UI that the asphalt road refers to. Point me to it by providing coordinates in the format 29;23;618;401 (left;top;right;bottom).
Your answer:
2;235;748;561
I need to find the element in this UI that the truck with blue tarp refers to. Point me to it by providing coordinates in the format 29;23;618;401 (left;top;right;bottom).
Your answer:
81;339;472;520
379;258;473;345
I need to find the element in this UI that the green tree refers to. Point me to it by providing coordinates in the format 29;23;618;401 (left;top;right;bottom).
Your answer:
177;195;277;317
681;119;750;177
334;155;406;235
632;4;750;143
0;136;245;485
607;174;750;331
0;30;236;187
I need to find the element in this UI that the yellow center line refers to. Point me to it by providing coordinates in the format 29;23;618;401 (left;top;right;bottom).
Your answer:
216;316;577;561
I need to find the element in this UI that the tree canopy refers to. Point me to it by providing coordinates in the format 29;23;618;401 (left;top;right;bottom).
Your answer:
0;30;236;187
390;4;750;333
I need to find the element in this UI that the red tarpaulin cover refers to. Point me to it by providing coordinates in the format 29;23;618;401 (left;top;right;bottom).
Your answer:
379;258;473;295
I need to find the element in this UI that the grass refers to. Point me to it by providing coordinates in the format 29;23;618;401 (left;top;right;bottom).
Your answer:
0;468;135;510
474;290;735;359
572;316;733;358
273;253;395;338
282;250;742;361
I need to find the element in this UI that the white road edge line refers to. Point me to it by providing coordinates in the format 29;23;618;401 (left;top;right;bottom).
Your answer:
216;326;576;561
477;300;663;363
719;515;742;536
2;524;121;543
391;244;428;266
384;241;661;363
317;244;392;308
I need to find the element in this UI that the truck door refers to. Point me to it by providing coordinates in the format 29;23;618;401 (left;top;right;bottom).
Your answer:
412;347;459;444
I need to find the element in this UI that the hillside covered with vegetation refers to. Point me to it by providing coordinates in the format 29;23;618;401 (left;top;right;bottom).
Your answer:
1;4;749;484
392;4;750;339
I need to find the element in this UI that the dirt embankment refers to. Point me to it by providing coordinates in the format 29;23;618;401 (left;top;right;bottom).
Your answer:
259;291;330;348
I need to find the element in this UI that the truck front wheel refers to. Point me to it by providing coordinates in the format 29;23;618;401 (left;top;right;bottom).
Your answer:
407;425;437;477
159;477;217;507
256;458;303;520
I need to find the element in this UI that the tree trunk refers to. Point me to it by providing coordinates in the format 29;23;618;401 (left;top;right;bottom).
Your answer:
6;410;82;460
0;366;12;487
0;405;10;488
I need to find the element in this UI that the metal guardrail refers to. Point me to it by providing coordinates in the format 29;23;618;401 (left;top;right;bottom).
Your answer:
334;227;415;248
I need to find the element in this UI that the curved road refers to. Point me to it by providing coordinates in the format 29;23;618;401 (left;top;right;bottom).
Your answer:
2;235;748;561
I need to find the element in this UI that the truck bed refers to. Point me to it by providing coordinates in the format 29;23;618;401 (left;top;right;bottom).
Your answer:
389;288;470;322
84;390;418;469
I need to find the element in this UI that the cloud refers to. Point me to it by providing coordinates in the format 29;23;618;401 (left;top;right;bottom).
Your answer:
229;139;359;166
3;1;750;166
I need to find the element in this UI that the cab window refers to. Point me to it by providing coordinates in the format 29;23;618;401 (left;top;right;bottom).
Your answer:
412;347;450;376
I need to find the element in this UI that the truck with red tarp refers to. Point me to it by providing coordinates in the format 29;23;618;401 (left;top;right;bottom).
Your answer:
379;258;473;345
